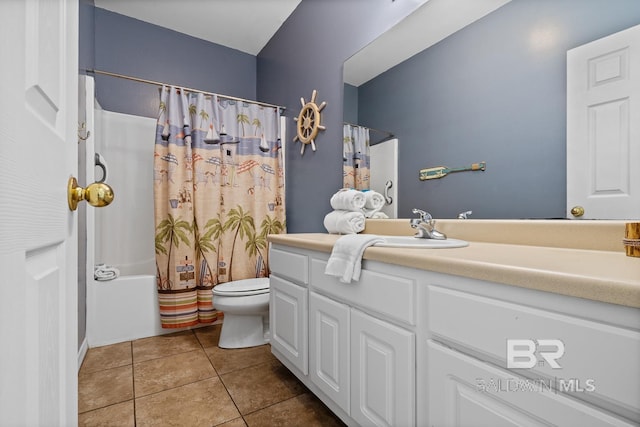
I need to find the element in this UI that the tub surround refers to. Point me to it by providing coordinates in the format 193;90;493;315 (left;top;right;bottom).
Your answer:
268;219;640;308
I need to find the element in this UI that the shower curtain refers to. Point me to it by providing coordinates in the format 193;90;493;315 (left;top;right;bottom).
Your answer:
154;86;285;328
343;124;370;190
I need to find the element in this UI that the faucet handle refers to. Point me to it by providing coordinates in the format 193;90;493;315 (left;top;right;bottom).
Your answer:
412;208;432;223
457;210;473;219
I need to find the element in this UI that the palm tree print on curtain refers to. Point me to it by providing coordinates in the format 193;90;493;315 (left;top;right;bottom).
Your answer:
154;87;286;328
343;124;370;190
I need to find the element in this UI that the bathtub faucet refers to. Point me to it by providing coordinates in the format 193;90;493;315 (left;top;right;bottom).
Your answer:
410;208;447;240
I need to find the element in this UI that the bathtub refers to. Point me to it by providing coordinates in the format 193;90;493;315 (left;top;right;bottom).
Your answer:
87;274;169;347
86;109;172;347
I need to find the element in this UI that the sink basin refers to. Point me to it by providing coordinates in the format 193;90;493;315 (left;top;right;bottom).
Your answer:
374;236;469;249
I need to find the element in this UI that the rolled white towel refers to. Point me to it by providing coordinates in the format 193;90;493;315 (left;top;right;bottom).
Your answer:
323;210;365;234
362;190;385;218
363;190;385;209
94;264;120;281
330;189;366;212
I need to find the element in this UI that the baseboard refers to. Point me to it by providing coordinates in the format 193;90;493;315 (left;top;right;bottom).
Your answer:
77;337;89;373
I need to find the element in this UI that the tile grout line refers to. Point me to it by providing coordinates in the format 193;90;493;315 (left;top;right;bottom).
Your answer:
130;341;138;427
240;393;303;417
197;330;248;427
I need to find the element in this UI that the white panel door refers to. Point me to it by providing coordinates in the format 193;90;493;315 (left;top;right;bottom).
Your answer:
0;0;79;426
567;24;640;219
350;309;415;427
369;138;398;218
270;275;308;375
309;291;350;414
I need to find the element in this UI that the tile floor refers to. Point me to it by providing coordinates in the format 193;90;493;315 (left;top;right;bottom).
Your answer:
78;325;345;426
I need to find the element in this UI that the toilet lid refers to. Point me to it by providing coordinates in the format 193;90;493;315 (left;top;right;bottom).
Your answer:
213;277;270;296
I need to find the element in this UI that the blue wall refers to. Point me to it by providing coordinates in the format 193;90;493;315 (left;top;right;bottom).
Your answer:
82;0;640;229
343;83;358;125
82;2;423;233
357;0;640;219
79;0;95;73
257;0;422;232
91;7;257;119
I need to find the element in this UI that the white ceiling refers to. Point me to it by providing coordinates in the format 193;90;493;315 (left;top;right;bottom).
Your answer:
94;0;302;56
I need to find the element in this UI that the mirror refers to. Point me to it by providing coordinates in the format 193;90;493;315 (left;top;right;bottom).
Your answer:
343;0;640;219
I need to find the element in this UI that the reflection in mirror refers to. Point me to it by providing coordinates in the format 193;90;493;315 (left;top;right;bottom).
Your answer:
341;120;398;218
342;123;371;191
343;0;640;220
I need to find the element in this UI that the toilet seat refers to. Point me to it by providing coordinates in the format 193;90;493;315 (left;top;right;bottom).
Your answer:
213;278;269;296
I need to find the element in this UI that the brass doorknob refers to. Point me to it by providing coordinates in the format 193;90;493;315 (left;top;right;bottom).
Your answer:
570;206;585;217
68;177;114;211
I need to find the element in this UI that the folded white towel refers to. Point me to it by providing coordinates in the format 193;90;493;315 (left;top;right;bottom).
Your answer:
330;189;366;212
323;210;365;234
94;264;120;281
362;190;385;218
324;234;385;283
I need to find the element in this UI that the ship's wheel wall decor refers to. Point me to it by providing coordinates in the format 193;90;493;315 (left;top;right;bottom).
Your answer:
293;89;326;155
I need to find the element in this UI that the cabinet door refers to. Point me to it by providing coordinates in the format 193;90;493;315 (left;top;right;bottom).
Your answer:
270;275;308;375
428;340;636;427
309;292;350;414
351;309;415;427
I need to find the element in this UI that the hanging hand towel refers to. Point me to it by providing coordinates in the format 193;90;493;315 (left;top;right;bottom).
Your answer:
94;264;120;281
324;234;385;283
330;188;366;212
323;210;366;234
362;190;385;218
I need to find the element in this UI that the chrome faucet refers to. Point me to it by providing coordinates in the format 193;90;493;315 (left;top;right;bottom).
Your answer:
410;208;447;240
457;210;473;219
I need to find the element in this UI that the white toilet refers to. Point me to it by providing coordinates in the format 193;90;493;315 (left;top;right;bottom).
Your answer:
212;277;270;349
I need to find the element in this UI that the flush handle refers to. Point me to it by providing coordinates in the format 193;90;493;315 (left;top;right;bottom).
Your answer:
570;206;585;217
68;177;114;211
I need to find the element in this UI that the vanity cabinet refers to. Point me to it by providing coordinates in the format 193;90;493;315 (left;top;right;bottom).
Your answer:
269;243;640;427
270;244;418;426
269;247;309;375
308;292;416;426
310;254;417;427
425;271;640;426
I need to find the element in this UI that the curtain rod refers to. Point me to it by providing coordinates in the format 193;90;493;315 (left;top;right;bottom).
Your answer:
343;121;394;138
83;68;286;111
